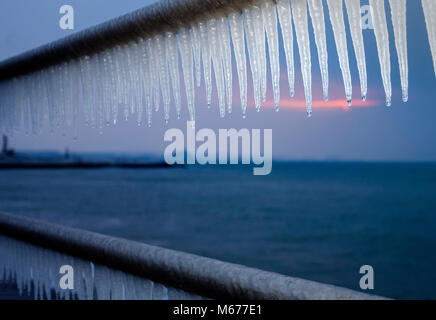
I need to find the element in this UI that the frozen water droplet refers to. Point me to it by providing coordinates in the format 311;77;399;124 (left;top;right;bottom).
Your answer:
386;97;392;107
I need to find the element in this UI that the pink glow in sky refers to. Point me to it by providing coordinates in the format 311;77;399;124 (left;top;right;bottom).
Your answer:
260;98;380;110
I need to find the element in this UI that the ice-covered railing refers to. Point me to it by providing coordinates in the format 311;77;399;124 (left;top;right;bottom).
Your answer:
0;212;385;300
0;0;435;137
0;235;205;300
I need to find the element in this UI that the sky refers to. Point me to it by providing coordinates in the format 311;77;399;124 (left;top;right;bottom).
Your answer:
0;0;435;161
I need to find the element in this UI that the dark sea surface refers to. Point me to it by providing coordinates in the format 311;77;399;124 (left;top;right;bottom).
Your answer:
0;162;435;299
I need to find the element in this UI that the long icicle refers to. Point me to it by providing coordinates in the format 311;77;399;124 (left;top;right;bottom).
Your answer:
308;0;329;101
244;7;262;111
229;11;248;118
154;35;171;123
198;22;213;108
277;0;295;98
217;16;233;114
389;0;408;102
178;28;196;123
422;0;436;77
327;0;353;106
252;6;268;103
292;0;312;117
191;24;203;88
139;39;153;127
261;1;281;112
165;32;182;119
345;0;368;101
207;18;226;118
146;39;161;113
370;0;392;106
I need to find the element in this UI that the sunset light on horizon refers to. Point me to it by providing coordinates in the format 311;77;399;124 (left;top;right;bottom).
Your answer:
260;98;380;110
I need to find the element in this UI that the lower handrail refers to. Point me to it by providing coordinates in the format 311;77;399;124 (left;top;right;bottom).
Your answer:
0;212;386;300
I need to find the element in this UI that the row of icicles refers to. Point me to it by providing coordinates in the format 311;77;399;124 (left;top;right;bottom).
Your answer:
0;0;435;137
0;235;203;300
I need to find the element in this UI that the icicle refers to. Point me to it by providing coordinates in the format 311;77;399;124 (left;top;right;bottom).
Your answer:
229;11;248;118
389;0;408;102
207;18;226;117
218;16;233;114
114;45;130;121
308;0;329;101
82;57;96;127
28;74;39;135
198;22;213;108
291;0;312;116
130;43;144;126
67;61;80;139
345;0;368;101
327;0;352;106
165;32;182;119
252;6;268;103
261;1;281;111
103;51;118;125
178;28;196;124
120;44;136;117
126;42;141;118
277;0;295;98
109;47;123;124
422;0;436;77
91;55;104;133
130;42;144;125
146;39;161;113
100;54;112;126
191;24;202;88
138;38;153;127
244;7;261;111
370;0;392;106
154;35;171;123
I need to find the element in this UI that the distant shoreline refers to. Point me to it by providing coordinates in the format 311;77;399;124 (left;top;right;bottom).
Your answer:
0;162;179;170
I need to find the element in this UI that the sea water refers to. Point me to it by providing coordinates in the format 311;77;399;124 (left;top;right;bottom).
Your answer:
0;162;435;299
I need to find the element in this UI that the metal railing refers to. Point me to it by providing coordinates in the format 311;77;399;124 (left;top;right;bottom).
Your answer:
0;0;262;81
0;212;386;300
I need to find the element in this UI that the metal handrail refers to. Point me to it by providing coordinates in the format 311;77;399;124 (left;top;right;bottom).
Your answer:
0;0;262;81
0;212;386;300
